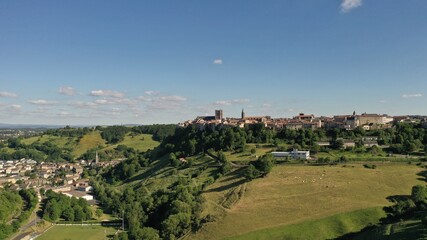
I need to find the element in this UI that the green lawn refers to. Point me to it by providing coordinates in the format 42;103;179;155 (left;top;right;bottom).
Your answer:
36;225;119;240
187;163;424;240
229;207;386;240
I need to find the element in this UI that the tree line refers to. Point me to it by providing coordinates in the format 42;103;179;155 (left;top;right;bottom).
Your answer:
42;190;92;222
0;188;37;239
91;176;203;240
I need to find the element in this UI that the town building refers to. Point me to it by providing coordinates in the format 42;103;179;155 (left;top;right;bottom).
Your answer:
271;149;310;160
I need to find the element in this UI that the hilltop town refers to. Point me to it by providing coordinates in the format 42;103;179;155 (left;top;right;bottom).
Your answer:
181;109;427;131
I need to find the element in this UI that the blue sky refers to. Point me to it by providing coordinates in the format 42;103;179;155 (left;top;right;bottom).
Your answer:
1;0;426;125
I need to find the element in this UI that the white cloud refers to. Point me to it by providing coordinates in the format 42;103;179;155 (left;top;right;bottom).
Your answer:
137;96;153;102
214;98;250;106
58;86;76;96
94;99;109;105
90;90;124;98
215;100;231;106
402;93;422;98
262;103;272;108
0;92;18;98
379;100;387;103
213;59;223;65
159;96;187;102
7;104;22;113
341;0;362;13
28;99;57;105
144;91;159;95
70;101;98;109
232;98;250;104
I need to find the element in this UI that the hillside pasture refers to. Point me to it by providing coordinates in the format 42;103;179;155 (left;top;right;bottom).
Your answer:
106;133;159;153
188;163;425;240
224;144;275;162
72;131;106;157
21;135;74;148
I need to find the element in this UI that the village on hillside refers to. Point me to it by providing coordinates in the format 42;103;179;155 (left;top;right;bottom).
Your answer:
0;152;119;203
181;109;427;131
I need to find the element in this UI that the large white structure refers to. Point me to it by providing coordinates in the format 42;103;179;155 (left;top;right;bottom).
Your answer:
271;149;310;160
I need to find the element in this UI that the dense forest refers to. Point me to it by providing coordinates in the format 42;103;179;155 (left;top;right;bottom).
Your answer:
92;177;202;240
0;188;37;239
42;190;93;222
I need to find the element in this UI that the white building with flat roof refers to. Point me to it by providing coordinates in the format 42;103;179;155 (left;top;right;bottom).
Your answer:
271;149;310;160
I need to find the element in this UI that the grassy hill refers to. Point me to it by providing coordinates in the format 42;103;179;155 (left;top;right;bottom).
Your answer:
187;163;425;240
15;130;160;160
73;131;106;157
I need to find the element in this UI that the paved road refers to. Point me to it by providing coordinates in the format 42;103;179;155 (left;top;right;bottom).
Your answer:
10;214;41;240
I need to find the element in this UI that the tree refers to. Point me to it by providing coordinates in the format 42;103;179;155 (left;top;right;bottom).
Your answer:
244;165;260;180
217;151;227;163
137;227;160;240
250;148;256;155
331;139;344;150
95;209;103;219
411;185;427;204
255;154;274;177
73;205;84;221
62;208;75;222
221;161;232;174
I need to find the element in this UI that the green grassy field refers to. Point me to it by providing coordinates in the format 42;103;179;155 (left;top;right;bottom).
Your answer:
224;144;275;162
347;213;427;240
36;225;119;240
314;149;419;162
229;207;386;240
21;135;74;148
73;131;106;157
105;133;159;153
187;163;425;240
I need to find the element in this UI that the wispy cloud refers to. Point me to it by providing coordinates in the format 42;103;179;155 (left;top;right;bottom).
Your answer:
402;93;422;98
8;104;22;112
71;101;98;109
144;90;160;95
159;96;187;102
214;98;250;106
28;99;57;105
90;90;124;98
136;93;188;111
341;0;362;13
213;59;223;65
58;86;76;96
0;92;18;98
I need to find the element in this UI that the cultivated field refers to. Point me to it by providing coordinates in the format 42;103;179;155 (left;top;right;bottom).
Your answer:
188;163;425;240
36;225;119;240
